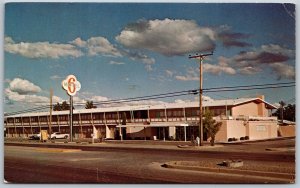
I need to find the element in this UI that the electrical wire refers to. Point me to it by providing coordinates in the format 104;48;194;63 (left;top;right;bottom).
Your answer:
4;82;295;116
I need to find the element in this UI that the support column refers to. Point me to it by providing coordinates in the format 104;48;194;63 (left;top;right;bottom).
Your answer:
79;113;82;138
29;116;33;135
164;107;168;122
21;116;24;138
118;111;122;141
163;127;165;141
184;126;187;142
38;116;41;133
91;112;94;140
13;117;16;137
147;107;151;123
57;115;61;132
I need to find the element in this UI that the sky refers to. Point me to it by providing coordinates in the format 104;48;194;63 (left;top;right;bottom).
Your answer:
3;2;296;114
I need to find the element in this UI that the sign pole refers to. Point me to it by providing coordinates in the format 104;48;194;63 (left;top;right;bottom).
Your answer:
70;95;73;142
62;75;81;143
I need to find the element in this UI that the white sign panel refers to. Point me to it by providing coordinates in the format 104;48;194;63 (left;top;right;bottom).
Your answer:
62;75;81;96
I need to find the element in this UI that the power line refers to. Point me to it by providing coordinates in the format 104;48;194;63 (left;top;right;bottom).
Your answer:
4;82;295;116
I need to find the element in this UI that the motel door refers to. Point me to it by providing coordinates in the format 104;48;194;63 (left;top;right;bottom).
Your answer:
157;127;169;140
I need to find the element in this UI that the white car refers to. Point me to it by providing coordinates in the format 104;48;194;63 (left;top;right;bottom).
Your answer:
50;132;69;139
29;132;41;140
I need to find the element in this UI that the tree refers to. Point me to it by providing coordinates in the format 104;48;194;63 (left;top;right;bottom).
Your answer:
85;100;97;109
53;101;74;111
273;103;296;122
53;102;62;111
203;108;222;146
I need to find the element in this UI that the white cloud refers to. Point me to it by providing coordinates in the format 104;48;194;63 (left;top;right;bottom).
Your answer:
116;19;216;56
70;37;87;48
5;36;14;44
145;64;153;72
270;63;295;80
73;96;86;104
5;88;48;104
175;68;199;81
9;78;41;94
109;61;125;65
5;37;83;59
87;37;122;57
50;75;63;80
72;37;122;57
261;44;294;58
175;99;191;103
202;95;214;102
203;63;236;75
175;75;198;81
218;44;295;79
165;70;174;77
90;95;109;102
5;78;63;107
238;66;262;75
52;96;63;103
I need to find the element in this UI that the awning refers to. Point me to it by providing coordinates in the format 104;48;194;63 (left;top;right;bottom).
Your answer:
116;123;189;128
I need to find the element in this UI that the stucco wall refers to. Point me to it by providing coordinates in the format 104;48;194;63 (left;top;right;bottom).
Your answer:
126;126;156;139
226;120;246;140
279;126;295;137
246;121;277;140
214;121;227;142
231;102;258;116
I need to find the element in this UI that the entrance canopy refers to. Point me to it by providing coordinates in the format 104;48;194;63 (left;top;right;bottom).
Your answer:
116;123;189;128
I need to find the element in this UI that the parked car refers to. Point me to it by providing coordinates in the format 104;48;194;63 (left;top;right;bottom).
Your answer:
29;133;41;140
50;132;69;139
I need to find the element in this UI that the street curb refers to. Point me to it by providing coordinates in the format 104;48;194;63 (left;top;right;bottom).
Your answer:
162;163;295;181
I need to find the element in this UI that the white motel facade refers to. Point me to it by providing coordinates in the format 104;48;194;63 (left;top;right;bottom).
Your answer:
4;95;279;142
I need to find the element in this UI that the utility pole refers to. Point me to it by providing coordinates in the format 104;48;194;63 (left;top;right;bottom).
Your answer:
49;88;53;138
189;52;213;146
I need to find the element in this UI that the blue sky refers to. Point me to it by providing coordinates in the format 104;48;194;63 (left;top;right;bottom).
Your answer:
3;3;296;113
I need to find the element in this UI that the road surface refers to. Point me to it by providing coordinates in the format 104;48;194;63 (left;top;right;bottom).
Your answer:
4;140;295;183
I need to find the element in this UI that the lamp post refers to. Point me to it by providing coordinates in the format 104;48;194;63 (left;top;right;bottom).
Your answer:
189;52;213;146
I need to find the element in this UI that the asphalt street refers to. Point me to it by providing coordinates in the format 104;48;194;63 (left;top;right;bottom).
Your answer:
4;138;295;183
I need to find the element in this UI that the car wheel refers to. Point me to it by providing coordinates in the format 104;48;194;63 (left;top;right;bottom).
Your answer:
64;135;68;139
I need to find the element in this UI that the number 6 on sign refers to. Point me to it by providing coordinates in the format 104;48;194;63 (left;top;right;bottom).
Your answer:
62;75;81;96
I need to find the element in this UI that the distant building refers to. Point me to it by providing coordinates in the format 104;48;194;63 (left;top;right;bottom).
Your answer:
4;95;278;142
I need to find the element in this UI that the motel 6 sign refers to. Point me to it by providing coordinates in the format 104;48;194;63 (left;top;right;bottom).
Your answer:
62;75;81;96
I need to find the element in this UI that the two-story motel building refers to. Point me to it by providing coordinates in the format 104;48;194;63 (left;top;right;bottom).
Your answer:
4;95;278;142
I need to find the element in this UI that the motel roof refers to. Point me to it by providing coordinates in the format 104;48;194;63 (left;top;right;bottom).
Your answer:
5;97;277;118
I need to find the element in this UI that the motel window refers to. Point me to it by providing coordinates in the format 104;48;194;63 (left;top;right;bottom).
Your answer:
31;117;37;122
8;118;14;123
73;115;79;121
93;113;102;120
81;114;91;120
23;117;30;123
15;118;20;123
59;115;69;121
106;113;112;119
39;116;47;122
256;125;266;131
155;111;165;118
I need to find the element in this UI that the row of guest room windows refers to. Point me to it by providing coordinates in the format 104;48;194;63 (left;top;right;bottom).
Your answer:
6;108;229;123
